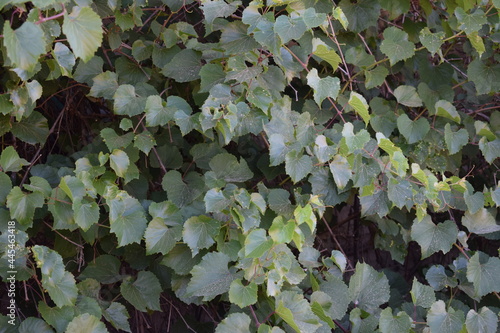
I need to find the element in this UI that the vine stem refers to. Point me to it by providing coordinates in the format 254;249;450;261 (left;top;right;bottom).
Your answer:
249;305;261;327
43;221;84;249
36;4;66;25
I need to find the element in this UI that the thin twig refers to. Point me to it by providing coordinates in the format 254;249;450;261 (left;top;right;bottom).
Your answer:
43;221;84;248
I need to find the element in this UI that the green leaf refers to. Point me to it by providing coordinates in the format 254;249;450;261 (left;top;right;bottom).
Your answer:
285;151;313;183
113;84;147;117
187;252;235;300
397;114;430;144
7;187;44;226
32;245;78;308
410;278;436;308
435;100;460;123
0;146;29;173
74;200;99;231
319;275;350;320
479;137;500;164
63;7;104;62
365;66;388;89
134;130;156;155
394;85;423;107
183;215;220;256
0;172;12;203
79;255;122;284
109;149;130;178
339;0;381;33
465;307;498;333
455;7;487;34
427;300;465;333
419;27;445;56
306;68;340;106
162;49;202;82
342;123;370;153
228;279;258;308
145;95;175;126
215;313;251;333
444;124;468;155
329;154;351;190
387;179;413;209
3;21;46;71
380;27;415;65
269;216;295;244
209;153;254;182
89;71;119;99
466;251;500;297
120;271;162;312
379;308;412;333
162;171;204;208
426;265;457;290
359;189;389;218
65;314;108;333
467;31;485;57
410;216;458;258
348;92;370;125
274;15;307;44
313;44;341;70
103;302;131;333
201;0;240;27
53;42;76;76
244;228;273;258
467;59;500;95
108;193;147;246
275;291;321;333
464;190;484;214
310;294;336;328
11;111;49;145
462;208;500;235
294;204;316;232
19;317;54;333
348;262;390;311
145;216;182;255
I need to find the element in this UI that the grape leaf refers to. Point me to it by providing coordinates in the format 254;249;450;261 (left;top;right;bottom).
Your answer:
306;68;340;106
3;21;46;71
32;245;78;308
466;251;500;297
339;0;381;33
63;7;104;62
285;150;313;183
444;124;468;155
410;278;436;308
397;114;430;144
410;216;458;258
379;308;412;333
380;27;415;65
274;15;307;44
65;314;108;333
228;279;258;308
0;146;29;173
182;215;220;256
348;262;390;311
215;313;251;333
394;85;423;107
120;271;162;312
427;300;465;333
187;252;235;300
465;307;498;333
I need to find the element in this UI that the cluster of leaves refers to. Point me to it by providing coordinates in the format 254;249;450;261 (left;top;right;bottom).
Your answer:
1;0;500;331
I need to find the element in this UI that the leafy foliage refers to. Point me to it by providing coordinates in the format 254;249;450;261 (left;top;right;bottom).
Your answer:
1;0;500;331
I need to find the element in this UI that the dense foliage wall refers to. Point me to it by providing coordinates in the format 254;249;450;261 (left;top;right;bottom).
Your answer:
1;0;500;331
